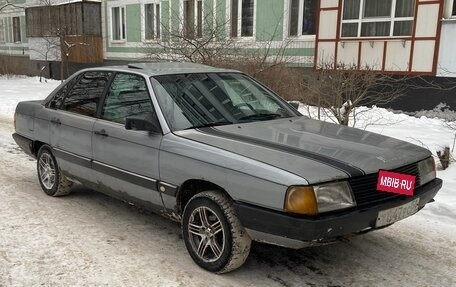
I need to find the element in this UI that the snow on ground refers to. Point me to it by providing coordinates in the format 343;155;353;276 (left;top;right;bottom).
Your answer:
0;77;455;286
0;76;60;121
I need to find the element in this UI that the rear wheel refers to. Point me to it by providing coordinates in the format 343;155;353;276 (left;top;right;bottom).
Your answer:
182;191;251;273
37;145;73;196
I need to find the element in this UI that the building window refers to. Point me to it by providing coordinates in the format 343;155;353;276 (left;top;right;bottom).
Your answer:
0;19;4;42
183;0;203;39
231;0;254;37
289;0;317;36
452;0;456;16
341;0;414;38
145;3;161;40
112;7;126;41
12;17;21;42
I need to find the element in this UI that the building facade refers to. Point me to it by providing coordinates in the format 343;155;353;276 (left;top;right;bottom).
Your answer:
0;0;455;79
102;0;316;65
0;0;27;58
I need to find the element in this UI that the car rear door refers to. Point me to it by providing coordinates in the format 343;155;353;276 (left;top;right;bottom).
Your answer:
49;71;112;183
91;72;163;209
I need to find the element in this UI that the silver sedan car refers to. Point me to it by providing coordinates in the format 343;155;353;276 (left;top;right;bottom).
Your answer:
13;62;442;273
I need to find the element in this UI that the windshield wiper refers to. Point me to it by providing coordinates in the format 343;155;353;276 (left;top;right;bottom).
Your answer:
238;113;283;122
185;121;233;130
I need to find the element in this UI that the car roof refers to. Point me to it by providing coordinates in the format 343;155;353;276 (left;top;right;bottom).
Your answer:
83;62;240;76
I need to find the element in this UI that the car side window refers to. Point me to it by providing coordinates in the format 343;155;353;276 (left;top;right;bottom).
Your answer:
60;71;112;117
50;74;81;108
101;73;155;125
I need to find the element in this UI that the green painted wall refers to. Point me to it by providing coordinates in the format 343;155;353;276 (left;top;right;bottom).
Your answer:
101;0;314;67
256;0;284;41
0;45;28;51
1;16;28;44
161;1;170;40
170;0;179;36
126;4;141;42
20;16;27;43
203;0;214;38
215;0;226;39
5;17;10;43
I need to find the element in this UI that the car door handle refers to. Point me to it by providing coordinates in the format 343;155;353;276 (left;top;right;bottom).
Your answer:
50;118;61;125
94;129;109;137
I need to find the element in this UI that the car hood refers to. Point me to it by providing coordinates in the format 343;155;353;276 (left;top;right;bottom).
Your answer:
175;117;431;184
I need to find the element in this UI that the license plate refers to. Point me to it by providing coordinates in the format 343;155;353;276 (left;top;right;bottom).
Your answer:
376;198;420;227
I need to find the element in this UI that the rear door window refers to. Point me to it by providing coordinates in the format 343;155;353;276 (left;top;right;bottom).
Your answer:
49;74;81;108
61;71;112;117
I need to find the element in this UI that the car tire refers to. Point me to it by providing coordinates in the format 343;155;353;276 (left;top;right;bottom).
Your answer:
182;191;252;273
37;145;73;197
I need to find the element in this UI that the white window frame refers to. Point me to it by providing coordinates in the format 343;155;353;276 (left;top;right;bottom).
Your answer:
111;6;126;42
142;1;161;41
286;0;317;38
12;16;21;43
341;0;415;38
229;0;256;39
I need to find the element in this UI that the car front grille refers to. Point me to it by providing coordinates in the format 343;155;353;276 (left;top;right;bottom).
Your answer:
348;161;421;207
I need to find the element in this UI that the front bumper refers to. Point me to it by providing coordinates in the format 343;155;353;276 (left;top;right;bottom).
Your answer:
234;178;442;248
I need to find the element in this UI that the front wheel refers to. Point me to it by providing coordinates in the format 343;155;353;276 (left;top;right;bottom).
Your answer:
37;145;73;196
182;191;252;273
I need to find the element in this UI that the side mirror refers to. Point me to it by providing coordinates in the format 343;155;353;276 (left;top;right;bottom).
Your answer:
288;101;300;110
125;113;161;133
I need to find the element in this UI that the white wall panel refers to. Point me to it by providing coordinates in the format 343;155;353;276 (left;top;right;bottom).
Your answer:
385;41;411;71
320;0;339;8
28;37;61;61
317;42;336;67
337;42;358;67
360;41;384;70
412;40;435;72
437;21;456;77
318;10;338;39
415;4;440;37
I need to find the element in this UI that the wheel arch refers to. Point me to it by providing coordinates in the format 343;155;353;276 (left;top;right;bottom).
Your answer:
32;140;47;157
176;179;231;214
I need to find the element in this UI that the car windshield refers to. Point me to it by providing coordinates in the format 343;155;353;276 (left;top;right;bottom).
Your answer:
150;73;298;131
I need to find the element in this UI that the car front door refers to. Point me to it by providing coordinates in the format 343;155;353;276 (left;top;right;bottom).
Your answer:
91;72;163;209
49;71;112;184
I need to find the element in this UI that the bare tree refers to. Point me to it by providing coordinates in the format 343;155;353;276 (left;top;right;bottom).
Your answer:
143;2;239;66
302;62;426;126
142;1;304;101
0;0;23;12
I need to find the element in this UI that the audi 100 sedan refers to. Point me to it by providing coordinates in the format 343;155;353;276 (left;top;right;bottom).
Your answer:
13;62;442;273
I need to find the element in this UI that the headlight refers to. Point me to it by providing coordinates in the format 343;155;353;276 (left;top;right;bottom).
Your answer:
418;157;436;186
284;182;355;215
314;181;355;213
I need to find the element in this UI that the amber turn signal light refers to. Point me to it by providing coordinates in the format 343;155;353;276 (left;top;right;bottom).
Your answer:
284;186;318;216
